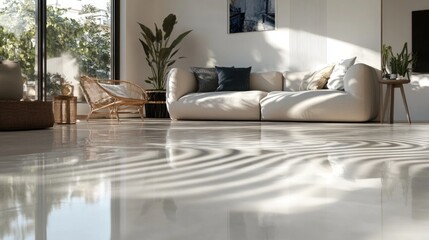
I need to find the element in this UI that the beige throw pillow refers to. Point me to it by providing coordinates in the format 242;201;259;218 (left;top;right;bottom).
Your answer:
303;65;335;90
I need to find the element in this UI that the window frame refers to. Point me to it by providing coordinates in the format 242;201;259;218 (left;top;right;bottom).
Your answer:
36;0;120;101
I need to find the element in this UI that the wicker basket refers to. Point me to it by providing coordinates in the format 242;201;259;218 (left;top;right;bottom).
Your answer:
0;101;54;131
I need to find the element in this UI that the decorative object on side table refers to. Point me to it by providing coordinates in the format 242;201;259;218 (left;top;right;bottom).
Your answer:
138;14;192;118
382;42;415;80
53;83;77;124
381;44;392;79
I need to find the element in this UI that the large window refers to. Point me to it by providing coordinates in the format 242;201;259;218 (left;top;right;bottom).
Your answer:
0;0;119;101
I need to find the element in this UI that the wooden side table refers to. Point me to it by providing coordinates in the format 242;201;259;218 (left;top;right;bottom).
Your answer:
53;95;77;124
378;79;411;124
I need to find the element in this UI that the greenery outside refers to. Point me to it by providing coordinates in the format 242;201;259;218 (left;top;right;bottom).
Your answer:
0;0;111;99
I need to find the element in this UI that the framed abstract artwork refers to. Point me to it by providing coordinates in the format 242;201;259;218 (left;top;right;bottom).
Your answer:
229;0;276;33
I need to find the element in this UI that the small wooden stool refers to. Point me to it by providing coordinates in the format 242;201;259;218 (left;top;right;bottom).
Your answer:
53;95;77;124
379;79;411;124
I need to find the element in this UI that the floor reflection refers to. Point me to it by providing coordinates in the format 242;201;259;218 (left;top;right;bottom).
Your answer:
1;120;429;239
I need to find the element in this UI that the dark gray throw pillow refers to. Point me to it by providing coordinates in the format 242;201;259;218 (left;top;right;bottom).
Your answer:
191;67;219;92
215;66;251;91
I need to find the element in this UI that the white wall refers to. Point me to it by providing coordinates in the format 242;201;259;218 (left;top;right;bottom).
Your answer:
122;0;381;84
120;0;388;120
327;0;381;68
383;0;429;122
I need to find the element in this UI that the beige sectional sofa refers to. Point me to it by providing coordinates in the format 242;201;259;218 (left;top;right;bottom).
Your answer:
166;63;380;122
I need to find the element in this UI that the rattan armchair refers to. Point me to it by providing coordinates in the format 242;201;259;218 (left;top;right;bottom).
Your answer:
80;76;148;121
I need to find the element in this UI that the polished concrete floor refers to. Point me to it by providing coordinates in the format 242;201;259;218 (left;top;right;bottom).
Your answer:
1;120;429;240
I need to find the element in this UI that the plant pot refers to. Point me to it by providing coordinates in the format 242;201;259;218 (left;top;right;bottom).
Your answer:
145;90;170;118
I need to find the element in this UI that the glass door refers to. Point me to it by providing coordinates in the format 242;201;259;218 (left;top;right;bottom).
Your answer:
1;0;116;101
45;0;112;101
0;0;38;100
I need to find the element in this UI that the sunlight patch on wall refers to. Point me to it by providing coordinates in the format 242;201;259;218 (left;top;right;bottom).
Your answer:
327;38;380;68
410;74;429;90
204;49;218;67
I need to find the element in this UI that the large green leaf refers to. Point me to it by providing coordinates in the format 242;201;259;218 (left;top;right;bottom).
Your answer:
169;30;192;50
139;39;150;57
138;22;155;42
159;47;172;62
141;33;156;59
162;14;177;40
147;59;153;67
400;42;408;57
169;48;180;59
167;60;176;67
155;24;163;43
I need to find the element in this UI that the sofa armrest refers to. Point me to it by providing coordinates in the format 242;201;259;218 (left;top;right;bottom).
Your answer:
166;68;197;103
343;63;380;120
344;63;380;98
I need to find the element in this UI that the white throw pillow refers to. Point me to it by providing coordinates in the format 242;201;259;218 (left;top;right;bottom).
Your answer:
326;57;357;90
100;84;129;98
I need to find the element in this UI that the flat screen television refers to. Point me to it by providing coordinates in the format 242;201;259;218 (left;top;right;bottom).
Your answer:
412;10;429;73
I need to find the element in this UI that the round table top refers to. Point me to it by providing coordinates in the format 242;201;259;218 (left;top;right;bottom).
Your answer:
379;79;410;84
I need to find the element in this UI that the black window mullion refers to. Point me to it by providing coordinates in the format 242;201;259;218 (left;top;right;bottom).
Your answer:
112;0;120;80
36;0;47;101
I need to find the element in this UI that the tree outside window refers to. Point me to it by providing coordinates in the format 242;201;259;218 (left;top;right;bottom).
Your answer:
0;0;112;100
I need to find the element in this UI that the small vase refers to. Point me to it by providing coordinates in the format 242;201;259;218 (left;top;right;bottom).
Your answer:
389;74;397;80
396;75;404;80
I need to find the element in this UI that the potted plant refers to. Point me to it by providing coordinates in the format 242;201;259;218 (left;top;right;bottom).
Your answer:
388;42;415;80
389;55;398;79
138;14;192;118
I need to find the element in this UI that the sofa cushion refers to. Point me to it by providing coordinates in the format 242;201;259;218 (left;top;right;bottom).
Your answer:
283;71;312;91
168;90;267;120
190;67;219;92
216;66;251;91
250;71;283;92
261;90;373;122
304;65;335;90
99;84;129;98
327;57;357;90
